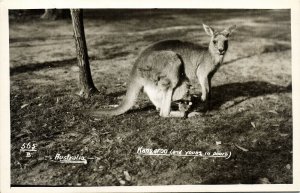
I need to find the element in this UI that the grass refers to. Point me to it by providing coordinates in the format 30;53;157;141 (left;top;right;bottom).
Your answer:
10;9;292;186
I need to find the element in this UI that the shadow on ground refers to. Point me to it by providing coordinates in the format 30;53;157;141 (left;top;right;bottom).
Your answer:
110;81;291;114
208;81;290;110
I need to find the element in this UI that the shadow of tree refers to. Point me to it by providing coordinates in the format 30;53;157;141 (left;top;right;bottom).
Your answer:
10;58;77;76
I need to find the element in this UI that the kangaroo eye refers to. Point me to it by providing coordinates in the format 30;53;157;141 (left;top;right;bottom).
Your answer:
213;40;217;44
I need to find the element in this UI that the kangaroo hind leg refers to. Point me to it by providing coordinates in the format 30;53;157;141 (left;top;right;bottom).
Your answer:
144;50;186;117
158;80;191;118
159;88;173;117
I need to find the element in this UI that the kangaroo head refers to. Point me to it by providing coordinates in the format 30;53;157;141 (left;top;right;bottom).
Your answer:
203;24;236;55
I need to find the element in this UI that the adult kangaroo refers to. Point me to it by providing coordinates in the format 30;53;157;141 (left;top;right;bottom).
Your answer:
91;24;236;117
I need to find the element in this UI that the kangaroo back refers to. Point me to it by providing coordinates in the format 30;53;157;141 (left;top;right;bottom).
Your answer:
139;40;208;80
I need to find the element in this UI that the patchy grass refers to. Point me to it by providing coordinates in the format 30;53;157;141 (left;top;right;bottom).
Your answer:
10;9;292;186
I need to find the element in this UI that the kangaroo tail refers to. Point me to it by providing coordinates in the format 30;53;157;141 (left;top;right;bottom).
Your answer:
91;78;142;117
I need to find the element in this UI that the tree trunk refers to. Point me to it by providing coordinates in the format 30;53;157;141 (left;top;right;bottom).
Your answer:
41;9;63;20
41;9;52;19
70;9;98;98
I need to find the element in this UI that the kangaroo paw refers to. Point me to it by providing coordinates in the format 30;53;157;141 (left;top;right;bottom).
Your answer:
168;111;186;117
187;112;202;118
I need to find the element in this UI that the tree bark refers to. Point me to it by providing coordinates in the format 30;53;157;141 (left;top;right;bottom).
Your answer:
70;9;98;98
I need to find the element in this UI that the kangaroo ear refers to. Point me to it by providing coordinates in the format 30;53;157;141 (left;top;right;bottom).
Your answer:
222;25;237;37
203;24;215;36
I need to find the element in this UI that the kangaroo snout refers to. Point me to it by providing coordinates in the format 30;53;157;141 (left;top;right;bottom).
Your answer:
218;48;225;55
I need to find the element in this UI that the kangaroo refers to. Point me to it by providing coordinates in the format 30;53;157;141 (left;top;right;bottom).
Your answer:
91;24;236;117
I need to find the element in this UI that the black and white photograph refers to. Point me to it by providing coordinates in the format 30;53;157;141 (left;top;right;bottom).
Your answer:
1;0;300;192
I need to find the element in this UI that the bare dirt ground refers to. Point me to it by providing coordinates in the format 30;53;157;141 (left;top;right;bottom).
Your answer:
10;9;292;186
